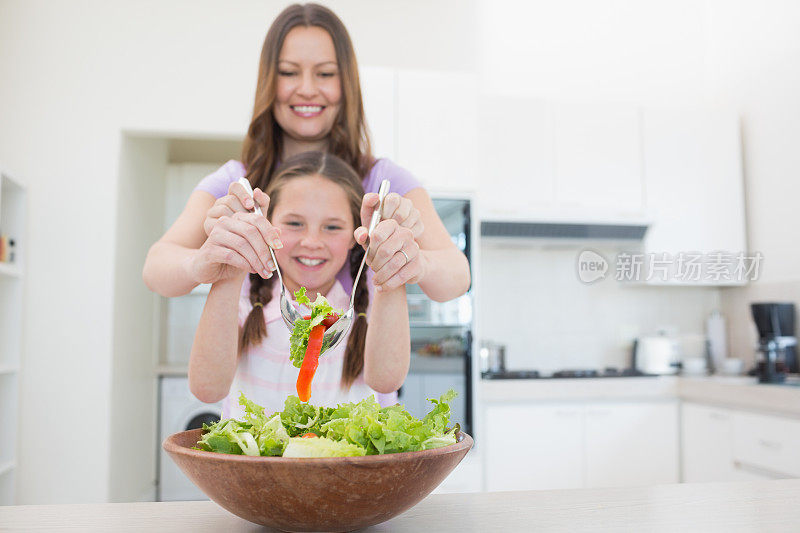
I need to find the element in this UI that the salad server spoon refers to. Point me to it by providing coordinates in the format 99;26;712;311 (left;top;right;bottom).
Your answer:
237;177;304;330
319;179;390;355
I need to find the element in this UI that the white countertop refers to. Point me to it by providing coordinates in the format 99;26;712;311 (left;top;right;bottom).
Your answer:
3;479;799;532
480;375;800;417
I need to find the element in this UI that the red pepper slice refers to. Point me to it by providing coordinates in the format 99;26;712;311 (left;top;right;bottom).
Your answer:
322;313;339;328
296;323;325;402
301;432;317;438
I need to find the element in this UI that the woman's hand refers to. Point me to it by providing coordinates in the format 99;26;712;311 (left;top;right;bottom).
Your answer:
188;210;281;285
359;192;424;240
203;181;272;237
355;218;426;291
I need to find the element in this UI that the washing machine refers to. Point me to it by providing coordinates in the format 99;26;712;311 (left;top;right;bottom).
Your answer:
158;376;222;501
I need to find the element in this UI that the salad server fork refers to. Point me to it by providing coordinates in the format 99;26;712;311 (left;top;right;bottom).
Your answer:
237;177;304;330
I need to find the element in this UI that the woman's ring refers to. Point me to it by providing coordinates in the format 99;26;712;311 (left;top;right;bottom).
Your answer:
399;249;410;264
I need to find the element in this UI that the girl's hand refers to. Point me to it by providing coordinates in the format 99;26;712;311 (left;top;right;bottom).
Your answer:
189;211;281;285
355;219;426;291
203;181;272;236
359;192;424;240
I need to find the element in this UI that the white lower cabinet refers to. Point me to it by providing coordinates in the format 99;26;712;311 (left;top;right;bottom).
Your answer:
584;401;679;488
682;402;800;482
731;410;800;479
485;403;583;491
681;403;739;483
485;400;678;491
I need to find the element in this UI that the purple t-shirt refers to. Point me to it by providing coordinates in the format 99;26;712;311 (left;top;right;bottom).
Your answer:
194;158;422;294
194;157;422;406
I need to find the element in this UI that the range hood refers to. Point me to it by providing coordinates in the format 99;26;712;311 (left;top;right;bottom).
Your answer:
481;220;648;240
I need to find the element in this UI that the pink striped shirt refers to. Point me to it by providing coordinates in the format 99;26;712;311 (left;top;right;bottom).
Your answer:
222;278;397;419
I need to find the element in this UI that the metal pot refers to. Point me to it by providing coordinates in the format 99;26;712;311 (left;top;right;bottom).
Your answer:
480;341;506;373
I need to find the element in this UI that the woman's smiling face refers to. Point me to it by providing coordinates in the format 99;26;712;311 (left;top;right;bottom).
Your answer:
273;26;342;143
271;175;355;298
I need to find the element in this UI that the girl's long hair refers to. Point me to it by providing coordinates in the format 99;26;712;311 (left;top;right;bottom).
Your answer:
239;151;369;388
242;3;373;191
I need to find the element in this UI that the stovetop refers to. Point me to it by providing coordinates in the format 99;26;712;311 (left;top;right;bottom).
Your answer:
481;368;657;380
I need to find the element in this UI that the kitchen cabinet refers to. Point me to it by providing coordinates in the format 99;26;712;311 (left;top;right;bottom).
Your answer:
396;70;478;193
484;399;678;492
0;168;25;506
641;106;747;285
554;103;644;217
732;410;800;478
584;401;678;488
485;403;583;491
681;402;800;482
476;99;645;222
681;403;739;483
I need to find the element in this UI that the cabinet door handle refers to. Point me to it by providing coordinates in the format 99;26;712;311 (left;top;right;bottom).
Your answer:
709;412;728;421
758;439;782;451
734;460;791;479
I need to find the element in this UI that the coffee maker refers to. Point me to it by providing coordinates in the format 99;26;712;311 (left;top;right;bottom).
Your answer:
750;302;797;383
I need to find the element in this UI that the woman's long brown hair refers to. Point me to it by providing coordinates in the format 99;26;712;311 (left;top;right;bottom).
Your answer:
239;151;369;388
242;3;373;190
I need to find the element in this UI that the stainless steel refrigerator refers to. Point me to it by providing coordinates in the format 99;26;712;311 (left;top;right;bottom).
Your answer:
399;197;473;436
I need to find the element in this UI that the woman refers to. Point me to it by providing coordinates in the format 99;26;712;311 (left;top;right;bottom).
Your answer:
142;3;469;305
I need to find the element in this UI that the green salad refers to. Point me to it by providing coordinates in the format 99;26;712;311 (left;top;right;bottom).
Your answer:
194;390;460;457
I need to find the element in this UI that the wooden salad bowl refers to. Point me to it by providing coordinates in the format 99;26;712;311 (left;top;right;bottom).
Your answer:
163;428;473;532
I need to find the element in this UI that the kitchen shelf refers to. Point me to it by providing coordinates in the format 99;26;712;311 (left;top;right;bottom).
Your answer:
0;461;15;477
409;353;465;374
0;365;19;375
0;166;26;506
0;262;22;278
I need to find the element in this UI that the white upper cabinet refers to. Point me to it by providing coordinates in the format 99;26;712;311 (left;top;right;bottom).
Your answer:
554;103;644;218
360;66;396;161
396;70;479;194
641;106;747;285
477;98;556;219
476;99;645;222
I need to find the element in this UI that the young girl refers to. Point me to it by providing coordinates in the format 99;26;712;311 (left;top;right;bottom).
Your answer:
188;151;412;418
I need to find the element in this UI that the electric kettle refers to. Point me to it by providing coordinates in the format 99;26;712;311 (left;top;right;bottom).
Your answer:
633;335;680;375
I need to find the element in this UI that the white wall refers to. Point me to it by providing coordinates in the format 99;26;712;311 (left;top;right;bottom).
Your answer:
478;243;720;372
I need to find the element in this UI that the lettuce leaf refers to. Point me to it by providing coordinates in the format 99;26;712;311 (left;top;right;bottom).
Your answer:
280;395;335;437
194;394;290;456
282;436;366;458
288;287;343;368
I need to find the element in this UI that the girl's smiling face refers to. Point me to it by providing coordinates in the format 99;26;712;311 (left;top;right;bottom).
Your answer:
273;26;342;144
270;175;355;298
